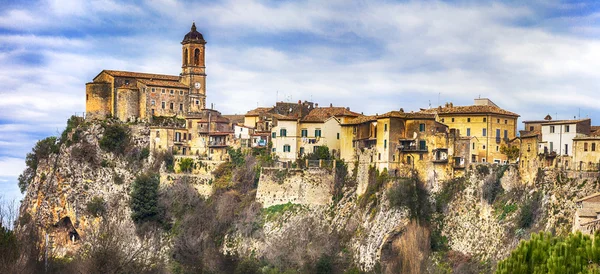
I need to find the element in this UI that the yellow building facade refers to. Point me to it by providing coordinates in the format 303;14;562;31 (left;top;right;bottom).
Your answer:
423;98;519;164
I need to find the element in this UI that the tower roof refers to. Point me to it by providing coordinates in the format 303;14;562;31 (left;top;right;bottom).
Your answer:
182;22;205;44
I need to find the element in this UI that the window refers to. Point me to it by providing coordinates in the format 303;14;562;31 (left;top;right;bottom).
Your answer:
337;133;340;139
162;89;165;93
170;103;174;110
283;145;291;152
179;104;183;111
565;125;570;132
497;119;500;123
151;100;155;106
504;130;508;139
451;118;455;122
482;158;486;163
483;145;486;149
384;124;388;131
505;119;508;124
593;143;597;151
419;154;424;160
467;118;471;122
161;102;166;109
353;127;357;134
378;153;381;160
407;156;411;165
419;123;425;132
392;155;396;161
272;147;276;152
483;118;487;122
419;140;426;150
482;128;487;136
170;90;174;95
156;131;160;137
496;129;500;139
280;129;287;137
585;143;589;151
151;88;156;93
467;128;471;136
196;100;199;105
565;144;569;155
472;143;475;150
550;126;555;133
441;118;445;123
529;126;534;131
151;109;154;115
384;140;387;149
272;132;276;138
301;129;308;137
496;146;499;152
315;129;322;137
125;79;130;85
179;90;183;95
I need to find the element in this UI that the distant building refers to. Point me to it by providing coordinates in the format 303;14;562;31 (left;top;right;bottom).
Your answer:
421;98;520;164
574;193;600;234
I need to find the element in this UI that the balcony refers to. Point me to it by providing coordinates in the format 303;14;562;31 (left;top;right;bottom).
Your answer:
399;145;428;152
208;141;227;147
432;148;448;163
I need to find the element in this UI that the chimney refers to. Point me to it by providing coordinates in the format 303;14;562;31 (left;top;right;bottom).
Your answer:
298;100;301;104
399;108;404;113
315;103;319;108
330;103;333;107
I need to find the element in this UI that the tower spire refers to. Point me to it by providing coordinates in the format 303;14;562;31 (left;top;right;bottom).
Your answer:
191;22;196;32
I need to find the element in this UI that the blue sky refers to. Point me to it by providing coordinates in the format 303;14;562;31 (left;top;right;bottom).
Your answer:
1;0;600;201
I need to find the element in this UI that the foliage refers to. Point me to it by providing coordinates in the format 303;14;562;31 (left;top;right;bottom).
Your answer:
498;203;518;221
213;162;234;190
0;225;19;272
518;192;542;229
263;202;303;222
315;255;333;274
130;173;162;225
434;176;467;213
333;160;349;203
388;177;431;222
99;123;130;155
359;166;388;209
18;136;59;193
497;231;600;274
500;145;520;162
179;158;194;173
163;152;175;172
71;141;98;166
60;115;84;146
113;173;124;185
306;146;332;160
234;257;260;274
482;165;508;204
476;164;490;176
86;197;106;217
228;147;245;167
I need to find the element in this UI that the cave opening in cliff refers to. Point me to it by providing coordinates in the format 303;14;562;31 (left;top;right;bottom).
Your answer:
54;217;80;244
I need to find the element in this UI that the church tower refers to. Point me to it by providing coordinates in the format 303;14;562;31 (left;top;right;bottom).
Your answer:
181;22;207;112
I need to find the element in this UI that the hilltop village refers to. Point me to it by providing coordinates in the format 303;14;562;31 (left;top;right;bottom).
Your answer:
86;23;600;183
85;24;600;232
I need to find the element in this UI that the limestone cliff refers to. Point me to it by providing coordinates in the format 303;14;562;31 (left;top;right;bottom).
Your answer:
16;119;600;273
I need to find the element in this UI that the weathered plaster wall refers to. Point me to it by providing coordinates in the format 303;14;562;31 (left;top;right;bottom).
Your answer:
256;168;334;208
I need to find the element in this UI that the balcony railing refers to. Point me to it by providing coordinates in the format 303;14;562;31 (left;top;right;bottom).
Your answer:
208;141;227;147
399;145;428;152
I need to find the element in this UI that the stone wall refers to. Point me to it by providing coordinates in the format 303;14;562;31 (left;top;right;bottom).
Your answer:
256;168;334;208
85;82;111;120
116;87;140;121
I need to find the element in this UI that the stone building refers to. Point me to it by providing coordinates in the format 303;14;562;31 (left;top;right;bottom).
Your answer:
573;126;600;171
421;98;519;164
86;23;208;121
86;23;233;158
573;193;600;234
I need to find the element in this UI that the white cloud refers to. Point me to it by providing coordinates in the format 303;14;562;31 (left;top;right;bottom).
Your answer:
0;157;25;177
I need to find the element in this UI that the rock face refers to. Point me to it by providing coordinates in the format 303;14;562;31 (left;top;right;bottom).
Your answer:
18;122;151;258
17;119;600;272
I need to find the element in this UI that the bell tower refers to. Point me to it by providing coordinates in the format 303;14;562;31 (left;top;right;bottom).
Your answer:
181;22;206;112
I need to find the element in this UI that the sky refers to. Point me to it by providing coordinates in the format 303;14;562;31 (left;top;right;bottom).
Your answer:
1;0;600;201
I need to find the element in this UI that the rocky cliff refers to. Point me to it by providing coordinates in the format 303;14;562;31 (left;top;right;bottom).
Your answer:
15;119;600;273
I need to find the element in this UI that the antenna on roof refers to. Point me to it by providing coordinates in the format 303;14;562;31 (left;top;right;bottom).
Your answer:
428;100;431;108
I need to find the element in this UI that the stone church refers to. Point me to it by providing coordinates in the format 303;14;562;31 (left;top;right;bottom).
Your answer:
85;23;234;160
86;23;208;121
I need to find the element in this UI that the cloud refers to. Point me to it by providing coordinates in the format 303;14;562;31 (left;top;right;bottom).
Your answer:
0;157;25;177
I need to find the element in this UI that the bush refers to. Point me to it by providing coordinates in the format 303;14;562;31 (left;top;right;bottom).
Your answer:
434;177;467;213
60;115;84;145
86;197;106;217
234;257;260;274
99;123;130;154
518;192;541;229
388;177;431;222
18;136;59;193
130;173;161;225
179;158;194;173
476;165;490;176
497;231;600;273
228;147;245;167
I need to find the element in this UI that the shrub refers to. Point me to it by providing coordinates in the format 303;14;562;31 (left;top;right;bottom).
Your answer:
497;231;600;273
179;158;194;173
434;177;467;213
228;147;245;167
518;192;541;229
130;173;161;225
388;177;431;222
476;165;490;176
18;136;59;193
86;197;106;217
60;115;84;145
315;255;333;274
99;123;130;154
234;257;260;274
113;174;124;185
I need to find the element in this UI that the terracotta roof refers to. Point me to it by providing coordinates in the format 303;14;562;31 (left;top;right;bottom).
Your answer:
246;107;273;116
542;118;590;126
272;113;297;121
138;79;188;88
342;115;378;125
97;70;180;81
379;110;436;119
577;208;600;217
301;107;360;122
223;115;245;124
422;105;520;117
519;130;541;138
